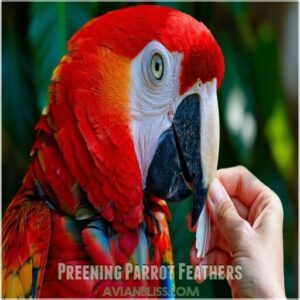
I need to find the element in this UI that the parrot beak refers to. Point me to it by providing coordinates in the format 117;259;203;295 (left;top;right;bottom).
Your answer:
145;88;219;227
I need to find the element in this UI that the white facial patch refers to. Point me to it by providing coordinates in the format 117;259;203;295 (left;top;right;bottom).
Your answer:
129;41;182;187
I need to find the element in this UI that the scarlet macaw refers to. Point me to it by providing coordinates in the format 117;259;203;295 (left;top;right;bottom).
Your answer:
2;5;224;298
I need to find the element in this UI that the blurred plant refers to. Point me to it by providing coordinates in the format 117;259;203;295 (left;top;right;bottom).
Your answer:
2;2;298;298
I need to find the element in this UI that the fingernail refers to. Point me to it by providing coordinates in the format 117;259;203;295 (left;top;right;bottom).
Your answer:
208;179;223;205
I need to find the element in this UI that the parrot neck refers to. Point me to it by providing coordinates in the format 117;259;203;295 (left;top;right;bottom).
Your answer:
20;113;150;234
20;115;82;216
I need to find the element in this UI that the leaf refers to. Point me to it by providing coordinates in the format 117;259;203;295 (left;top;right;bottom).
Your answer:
253;23;296;182
229;2;256;51
2;3;39;157
28;2;99;111
218;33;257;164
194;2;213;26
156;2;194;14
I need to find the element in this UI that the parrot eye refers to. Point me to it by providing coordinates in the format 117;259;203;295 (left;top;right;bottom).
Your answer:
151;53;164;80
138;42;171;90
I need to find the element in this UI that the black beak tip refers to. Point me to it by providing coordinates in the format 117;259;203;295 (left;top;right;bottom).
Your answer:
191;187;207;227
191;207;200;227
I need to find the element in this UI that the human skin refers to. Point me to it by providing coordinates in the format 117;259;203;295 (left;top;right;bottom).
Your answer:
188;166;286;298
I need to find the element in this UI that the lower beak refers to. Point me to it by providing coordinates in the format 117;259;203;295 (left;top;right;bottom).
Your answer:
145;91;219;227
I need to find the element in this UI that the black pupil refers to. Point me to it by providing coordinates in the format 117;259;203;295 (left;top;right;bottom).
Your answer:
155;60;161;72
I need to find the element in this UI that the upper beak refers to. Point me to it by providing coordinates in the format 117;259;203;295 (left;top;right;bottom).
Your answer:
145;87;219;226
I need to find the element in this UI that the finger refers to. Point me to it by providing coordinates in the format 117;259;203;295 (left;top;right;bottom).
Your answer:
207;178;252;248
187;185;249;232
190;246;231;266
204;248;231;266
190;246;201;265
217;166;283;229
231;197;249;220
191;223;231;259
209;229;231;254
216;166;275;207
193;248;231;283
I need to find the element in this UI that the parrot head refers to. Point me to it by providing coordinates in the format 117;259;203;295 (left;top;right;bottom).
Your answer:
46;5;224;230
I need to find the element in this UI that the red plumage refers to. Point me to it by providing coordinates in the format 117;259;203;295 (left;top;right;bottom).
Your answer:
70;5;224;92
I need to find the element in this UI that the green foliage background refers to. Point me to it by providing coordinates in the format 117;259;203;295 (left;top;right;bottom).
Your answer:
2;2;298;298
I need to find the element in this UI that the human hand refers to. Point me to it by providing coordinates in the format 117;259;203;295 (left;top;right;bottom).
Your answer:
189;166;286;298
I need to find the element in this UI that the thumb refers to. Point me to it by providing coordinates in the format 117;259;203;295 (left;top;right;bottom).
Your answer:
207;178;250;248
